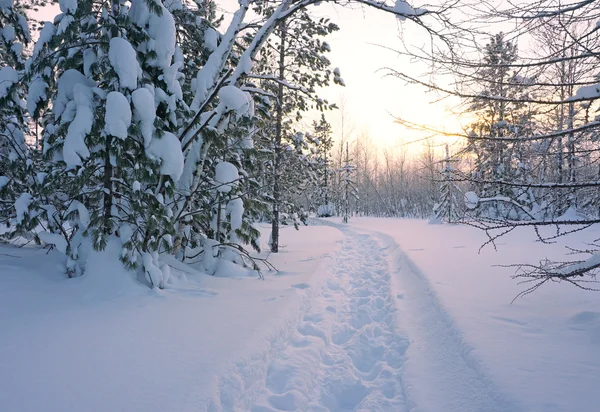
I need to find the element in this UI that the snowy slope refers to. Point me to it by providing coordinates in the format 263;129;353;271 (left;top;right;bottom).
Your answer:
347;217;600;412
0;225;343;412
2;218;600;412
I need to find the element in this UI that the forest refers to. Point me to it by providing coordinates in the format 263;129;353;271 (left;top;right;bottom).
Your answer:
2;0;600;293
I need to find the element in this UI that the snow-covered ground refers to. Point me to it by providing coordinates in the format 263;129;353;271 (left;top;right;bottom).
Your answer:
1;218;600;411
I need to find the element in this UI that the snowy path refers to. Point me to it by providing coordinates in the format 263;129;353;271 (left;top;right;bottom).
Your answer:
249;226;516;412
249;231;407;411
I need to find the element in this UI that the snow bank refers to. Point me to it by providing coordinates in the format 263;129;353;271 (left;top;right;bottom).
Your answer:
0;223;342;412
347;217;600;412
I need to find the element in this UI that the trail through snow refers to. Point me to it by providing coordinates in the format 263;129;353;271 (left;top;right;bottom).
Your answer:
251;231;408;411
248;225;516;412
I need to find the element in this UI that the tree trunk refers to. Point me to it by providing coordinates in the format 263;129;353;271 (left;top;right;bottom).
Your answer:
271;21;286;253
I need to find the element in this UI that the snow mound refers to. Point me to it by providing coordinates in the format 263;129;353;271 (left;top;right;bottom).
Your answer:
81;238;143;298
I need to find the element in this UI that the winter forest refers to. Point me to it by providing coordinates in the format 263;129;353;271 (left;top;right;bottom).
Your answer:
2;0;600;410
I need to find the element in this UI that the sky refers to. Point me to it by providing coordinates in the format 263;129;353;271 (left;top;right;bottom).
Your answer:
312;2;459;150
214;0;464;152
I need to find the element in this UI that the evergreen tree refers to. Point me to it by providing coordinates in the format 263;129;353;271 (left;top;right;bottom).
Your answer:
465;33;537;220
433;144;462;223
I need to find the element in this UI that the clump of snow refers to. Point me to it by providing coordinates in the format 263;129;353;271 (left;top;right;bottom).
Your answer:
0;176;9;190
0;66;18;99
215;161;239;193
204;27;218;52
27;75;48;115
132;87;155;147
393;0;427;20
317;203;335;217
104;91;132;139
160;61;183;99
0;0;14;10
147;3;176;68
2;24;15;43
38;231;68;254
57;14;74;35
53;69;95;119
214;258;257;278
219;85;251;115
571;84;600;100
63;83;94;169
129;0;150;27
108;37;141;90
142;252;170;289
557;205;583;221
147;132;184;181
464;191;479;209
202;237;219;274
14;192;32;224
83;49;96;77
32;22;56;59
58;0;77;14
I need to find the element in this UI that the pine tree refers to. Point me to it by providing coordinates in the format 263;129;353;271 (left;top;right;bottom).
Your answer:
433;144;462;223
0;0;34;241
466;33;536;220
312;114;334;217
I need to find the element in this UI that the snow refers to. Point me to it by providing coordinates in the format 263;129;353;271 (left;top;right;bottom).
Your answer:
32;22;56;59
2;24;15;43
104;91;132;140
0;176;9;190
129;0;150;27
132;87;156;147
27;75;48;115
0;224;342;412
14;192;32;224
464;190;479;209
53;69;95;119
215;161;239;193
147;3;176;68
58;0;77;14
63;83;94;169
0;66;18;99
38;231;68;254
218;84;251;115
108;37;141;90
146;132;184;181
56;13;74;35
204;27;218;52
83;49;96;77
3;218;600;412
572;84;600;100
393;0;427;20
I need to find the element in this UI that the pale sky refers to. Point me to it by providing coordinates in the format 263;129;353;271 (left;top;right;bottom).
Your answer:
215;0;463;152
